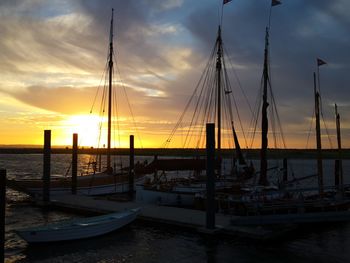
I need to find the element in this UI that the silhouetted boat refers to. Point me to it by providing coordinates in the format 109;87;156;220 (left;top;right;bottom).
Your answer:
7;173;145;196
221;1;350;224
15;208;141;243
7;9;145;196
226;91;350;223
136;7;254;206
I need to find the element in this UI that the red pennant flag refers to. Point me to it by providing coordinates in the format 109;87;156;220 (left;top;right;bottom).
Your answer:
223;0;232;5
317;58;327;66
272;0;282;6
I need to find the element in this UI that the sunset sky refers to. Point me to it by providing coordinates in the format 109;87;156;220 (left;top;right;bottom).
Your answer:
0;0;350;149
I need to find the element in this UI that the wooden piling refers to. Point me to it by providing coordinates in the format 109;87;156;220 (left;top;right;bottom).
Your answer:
129;135;135;199
43;130;51;203
72;133;78;195
154;155;158;182
206;123;215;229
335;159;340;187
0;169;6;263
283;158;288;183
98;152;102;172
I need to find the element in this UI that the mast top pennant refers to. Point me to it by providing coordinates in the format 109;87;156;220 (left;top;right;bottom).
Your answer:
317;58;327;66
272;0;282;6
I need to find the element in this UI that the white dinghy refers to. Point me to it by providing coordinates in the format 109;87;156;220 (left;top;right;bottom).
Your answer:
15;208;141;243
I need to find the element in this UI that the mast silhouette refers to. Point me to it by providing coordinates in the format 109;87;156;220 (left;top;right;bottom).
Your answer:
313;72;323;195
258;0;281;185
259;27;270;186
216;26;223;175
335;104;343;190
334;104;343;190
107;9;114;173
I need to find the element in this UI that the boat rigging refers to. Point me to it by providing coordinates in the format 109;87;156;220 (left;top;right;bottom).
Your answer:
161;6;252;178
7;8;147;196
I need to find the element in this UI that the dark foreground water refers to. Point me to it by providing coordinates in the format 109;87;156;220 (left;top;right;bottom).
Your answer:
2;154;350;262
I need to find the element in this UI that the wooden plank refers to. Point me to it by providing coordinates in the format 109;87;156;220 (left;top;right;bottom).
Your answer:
48;194;295;239
50;195;233;229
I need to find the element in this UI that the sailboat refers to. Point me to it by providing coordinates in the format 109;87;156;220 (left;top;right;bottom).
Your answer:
229;66;350;222
226;2;350;224
7;9;145;196
136;4;254;206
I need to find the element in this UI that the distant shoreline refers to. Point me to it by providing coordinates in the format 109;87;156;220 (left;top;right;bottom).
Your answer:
0;147;349;159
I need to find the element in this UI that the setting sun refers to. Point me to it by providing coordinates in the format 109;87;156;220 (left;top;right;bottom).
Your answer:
57;114;137;148
61;114;102;147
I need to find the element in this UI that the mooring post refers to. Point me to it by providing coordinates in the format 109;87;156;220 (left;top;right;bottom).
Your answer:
98;151;102;172
335;159;340;187
206;123;215;229
43;130;51;203
154;155;158;182
0;169;6;263
283;158;288;183
129;135;135;199
72;133;78;195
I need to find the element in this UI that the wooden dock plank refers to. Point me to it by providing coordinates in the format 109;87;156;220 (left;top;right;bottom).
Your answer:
49;194;292;239
51;195;233;228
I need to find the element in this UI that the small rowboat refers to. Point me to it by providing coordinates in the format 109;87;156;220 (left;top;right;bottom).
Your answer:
15;208;141;243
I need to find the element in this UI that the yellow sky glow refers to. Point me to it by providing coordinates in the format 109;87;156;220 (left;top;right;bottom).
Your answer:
1;1;349;149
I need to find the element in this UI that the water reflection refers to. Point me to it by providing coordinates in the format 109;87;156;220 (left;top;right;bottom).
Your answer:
2;154;350;262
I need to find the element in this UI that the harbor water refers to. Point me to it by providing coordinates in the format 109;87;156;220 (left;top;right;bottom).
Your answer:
1;153;350;262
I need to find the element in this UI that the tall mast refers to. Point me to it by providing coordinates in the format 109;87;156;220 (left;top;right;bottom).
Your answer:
107;8;114;172
216;26;223;174
314;72;323;195
258;1;282;185
259;27;269;186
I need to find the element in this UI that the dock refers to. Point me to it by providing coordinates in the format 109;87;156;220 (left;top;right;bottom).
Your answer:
48;194;289;239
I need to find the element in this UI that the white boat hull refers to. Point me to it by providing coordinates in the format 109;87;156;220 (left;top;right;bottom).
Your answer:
136;180;233;206
16;208;141;243
27;181;132;196
8;173;146;196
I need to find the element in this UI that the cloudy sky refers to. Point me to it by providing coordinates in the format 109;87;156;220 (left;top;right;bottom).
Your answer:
0;0;349;148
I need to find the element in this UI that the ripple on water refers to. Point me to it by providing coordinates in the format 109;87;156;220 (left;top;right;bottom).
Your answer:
3;155;350;262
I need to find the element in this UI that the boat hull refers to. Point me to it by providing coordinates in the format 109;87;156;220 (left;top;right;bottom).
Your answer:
15;208;141;243
136;184;196;206
231;210;350;225
136;180;233;206
7;173;146;196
